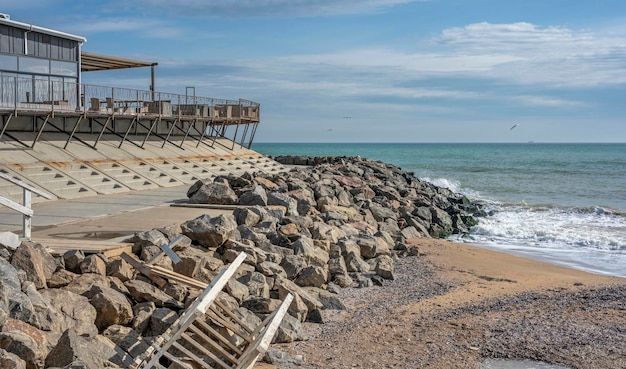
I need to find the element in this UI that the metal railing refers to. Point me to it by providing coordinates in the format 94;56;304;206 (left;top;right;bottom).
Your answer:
0;171;54;239
0;73;260;120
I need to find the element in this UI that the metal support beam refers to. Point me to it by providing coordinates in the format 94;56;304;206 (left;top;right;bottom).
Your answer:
141;117;160;148
32;114;51;148
93;115;115;149
179;118;195;148
0;112;14;140
247;122;259;149
162;117;180;148
64;115;85;149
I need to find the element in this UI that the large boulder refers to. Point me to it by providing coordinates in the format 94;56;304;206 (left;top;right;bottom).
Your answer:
181;214;238;247
124;280;184;309
292;237;329;268
39;289;98;337
0;258;38;328
84;285;134;330
0;319;47;369
0;348;26;369
44;329;101;369
294;266;328;288
10;243;49;289
188;180;238;205
238;185;268;206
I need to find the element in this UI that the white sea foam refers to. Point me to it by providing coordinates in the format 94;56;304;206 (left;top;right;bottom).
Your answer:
451;202;626;277
420;176;482;198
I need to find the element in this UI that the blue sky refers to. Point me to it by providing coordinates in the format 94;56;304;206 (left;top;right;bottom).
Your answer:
4;0;626;142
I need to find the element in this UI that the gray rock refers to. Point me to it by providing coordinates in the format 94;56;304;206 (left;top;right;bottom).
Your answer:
294;266;328;288
188;180;238;205
131;301;155;335
237;272;270;298
375;255;395;280
276;278;323;312
47;269;78;289
345;251;371;273
279;255;308;280
369;203;397;221
106;259;133;282
0;319;47;369
268;192;299;216
79;255;107;276
238;185;268;206
400;226;423;240
84;285;134;331
256;261;287;279
353;234;379;259
317;289;346;310
233;207;262;227
103;325;150;361
124;280;184;309
242;297;282;314
0;348;26;369
0;258;39;328
328;256;350;280
44;329;101;369
0;232;20;251
264;350;304;366
273;314;304;343
62;250;85;273
292;237;329;268
148;308;178;336
23;282;62;332
225;279;250;304
64;273;110;296
181;214;238;247
10;242;48;289
39;289;98;337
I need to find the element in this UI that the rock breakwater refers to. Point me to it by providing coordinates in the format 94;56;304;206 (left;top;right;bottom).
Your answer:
0;156;483;368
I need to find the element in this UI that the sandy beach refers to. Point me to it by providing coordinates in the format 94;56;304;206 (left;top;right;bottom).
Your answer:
268;239;626;369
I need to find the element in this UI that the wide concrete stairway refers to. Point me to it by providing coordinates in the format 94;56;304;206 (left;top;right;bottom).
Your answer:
0;132;287;203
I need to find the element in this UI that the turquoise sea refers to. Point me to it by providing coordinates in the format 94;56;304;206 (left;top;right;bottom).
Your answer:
252;143;626;278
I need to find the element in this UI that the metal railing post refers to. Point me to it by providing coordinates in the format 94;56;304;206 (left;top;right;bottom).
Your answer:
22;188;31;239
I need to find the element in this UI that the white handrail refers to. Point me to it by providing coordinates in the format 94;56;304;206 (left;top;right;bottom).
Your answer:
0;171;54;239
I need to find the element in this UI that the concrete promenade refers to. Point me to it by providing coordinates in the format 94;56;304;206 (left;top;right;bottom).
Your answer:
0;184;228;241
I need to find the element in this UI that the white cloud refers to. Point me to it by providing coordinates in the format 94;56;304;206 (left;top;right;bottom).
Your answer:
125;0;425;17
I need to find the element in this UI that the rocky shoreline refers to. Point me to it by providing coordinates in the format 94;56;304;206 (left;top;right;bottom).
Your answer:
0;155;622;368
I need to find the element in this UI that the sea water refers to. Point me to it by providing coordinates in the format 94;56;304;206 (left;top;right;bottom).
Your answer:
252;143;626;278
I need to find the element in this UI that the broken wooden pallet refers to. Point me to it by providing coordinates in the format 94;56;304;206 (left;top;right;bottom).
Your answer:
128;251;293;369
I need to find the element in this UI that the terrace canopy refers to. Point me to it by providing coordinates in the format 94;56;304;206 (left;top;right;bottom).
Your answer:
80;51;158;91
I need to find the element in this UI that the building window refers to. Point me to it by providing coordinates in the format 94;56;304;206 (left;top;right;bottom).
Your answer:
18;56;49;74
50;60;77;77
0;54;18;72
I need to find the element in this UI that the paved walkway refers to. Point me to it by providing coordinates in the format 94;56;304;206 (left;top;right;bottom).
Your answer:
0;185;228;241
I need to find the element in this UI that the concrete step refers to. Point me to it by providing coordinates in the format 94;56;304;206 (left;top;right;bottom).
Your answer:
7;163;97;199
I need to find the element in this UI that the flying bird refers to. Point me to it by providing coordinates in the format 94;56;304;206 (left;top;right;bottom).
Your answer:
342;116;352;119
327;128;333;132
509;124;519;131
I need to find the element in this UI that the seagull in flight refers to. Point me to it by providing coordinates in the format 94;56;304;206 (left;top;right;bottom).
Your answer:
509;124;519;130
327;128;333;132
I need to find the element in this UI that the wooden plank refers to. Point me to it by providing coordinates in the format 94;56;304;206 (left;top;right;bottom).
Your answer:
36;238;133;258
147;265;208;289
180;332;233;369
236;294;294;369
194;319;243;356
214;299;255;334
121;252;168;289
188;324;240;365
170;341;214;369
0;171;54;199
207;308;253;344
